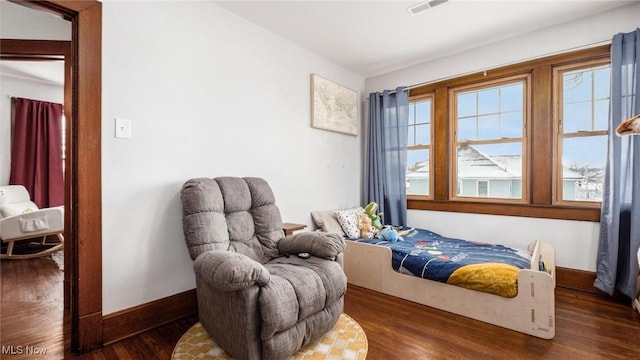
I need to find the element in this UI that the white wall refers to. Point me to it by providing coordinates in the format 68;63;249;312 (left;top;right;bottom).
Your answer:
102;1;364;314
367;3;640;272
0;76;64;185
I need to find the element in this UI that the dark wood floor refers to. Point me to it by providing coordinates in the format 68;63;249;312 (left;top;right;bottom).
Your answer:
2;256;639;359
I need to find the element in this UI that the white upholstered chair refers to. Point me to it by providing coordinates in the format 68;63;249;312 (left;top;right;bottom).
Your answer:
0;185;64;259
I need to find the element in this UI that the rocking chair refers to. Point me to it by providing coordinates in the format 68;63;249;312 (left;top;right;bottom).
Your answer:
0;185;64;259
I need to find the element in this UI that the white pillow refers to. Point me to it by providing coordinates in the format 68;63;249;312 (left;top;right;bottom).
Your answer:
0;201;39;218
334;207;365;238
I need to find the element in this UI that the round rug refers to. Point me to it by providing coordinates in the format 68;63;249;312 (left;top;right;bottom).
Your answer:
172;313;367;360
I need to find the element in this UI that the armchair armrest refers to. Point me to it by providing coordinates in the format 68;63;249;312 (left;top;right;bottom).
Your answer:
278;232;345;260
194;251;271;292
0;206;64;241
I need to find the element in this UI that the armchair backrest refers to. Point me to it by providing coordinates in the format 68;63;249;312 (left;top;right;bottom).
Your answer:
0;185;39;219
181;177;284;263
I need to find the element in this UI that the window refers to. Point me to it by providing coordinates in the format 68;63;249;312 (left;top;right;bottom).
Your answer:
407;96;433;197
554;61;610;205
406;45;610;221
477;180;489;197
450;76;528;202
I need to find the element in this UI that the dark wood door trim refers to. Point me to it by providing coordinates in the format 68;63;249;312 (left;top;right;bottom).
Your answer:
68;1;102;352
7;0;103;353
0;39;69;57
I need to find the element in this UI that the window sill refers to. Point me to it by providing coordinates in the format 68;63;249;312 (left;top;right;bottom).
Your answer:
407;199;600;222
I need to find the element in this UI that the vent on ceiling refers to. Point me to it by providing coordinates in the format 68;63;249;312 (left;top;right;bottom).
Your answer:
408;0;448;15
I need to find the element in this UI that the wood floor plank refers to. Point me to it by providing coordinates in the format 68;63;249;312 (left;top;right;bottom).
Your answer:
2;257;639;359
1;255;63;302
344;284;640;360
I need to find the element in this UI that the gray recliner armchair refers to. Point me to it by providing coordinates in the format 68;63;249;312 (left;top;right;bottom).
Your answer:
180;177;347;360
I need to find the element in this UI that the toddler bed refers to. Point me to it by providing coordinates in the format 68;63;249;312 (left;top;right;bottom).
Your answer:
311;209;556;339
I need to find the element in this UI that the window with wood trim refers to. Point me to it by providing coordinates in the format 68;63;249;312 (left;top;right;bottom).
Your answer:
406;45;610;222
450;76;529;202
407;95;433;198
553;60;610;205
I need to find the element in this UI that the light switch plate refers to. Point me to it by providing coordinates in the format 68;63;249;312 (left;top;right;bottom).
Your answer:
114;118;131;139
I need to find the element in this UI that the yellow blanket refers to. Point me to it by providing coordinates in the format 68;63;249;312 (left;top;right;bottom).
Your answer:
447;263;520;298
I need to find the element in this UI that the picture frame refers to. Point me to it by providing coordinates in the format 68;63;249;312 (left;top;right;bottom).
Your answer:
311;73;358;136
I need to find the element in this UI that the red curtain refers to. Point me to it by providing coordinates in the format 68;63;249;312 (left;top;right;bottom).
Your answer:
9;97;64;209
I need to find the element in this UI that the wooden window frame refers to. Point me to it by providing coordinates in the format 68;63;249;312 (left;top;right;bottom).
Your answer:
407;94;434;200
448;74;531;204
407;45;610;222
553;59;610;208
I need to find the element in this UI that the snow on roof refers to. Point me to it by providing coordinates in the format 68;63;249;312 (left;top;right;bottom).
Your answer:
406;145;584;180
407;160;429;179
456;145;518;179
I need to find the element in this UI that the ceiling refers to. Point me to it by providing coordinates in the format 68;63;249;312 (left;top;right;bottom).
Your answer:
0;60;64;87
214;0;634;78
0;1;633;86
0;0;69;88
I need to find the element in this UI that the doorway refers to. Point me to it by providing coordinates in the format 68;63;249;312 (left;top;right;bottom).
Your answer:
0;43;68;358
0;0;102;354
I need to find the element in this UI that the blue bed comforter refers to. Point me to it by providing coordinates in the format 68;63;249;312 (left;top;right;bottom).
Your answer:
349;228;531;297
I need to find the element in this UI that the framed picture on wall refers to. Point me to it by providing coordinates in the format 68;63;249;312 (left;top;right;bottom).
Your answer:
311;73;358;136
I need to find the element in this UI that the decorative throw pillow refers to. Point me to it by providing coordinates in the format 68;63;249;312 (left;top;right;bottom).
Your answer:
334;207;365;238
311;210;346;236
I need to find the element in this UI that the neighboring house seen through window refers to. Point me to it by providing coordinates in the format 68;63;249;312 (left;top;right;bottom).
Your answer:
554;61;610;205
450;76;528;202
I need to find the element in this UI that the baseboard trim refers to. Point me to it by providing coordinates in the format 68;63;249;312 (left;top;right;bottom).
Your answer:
555;266;597;293
102;289;197;346
97;268;612;345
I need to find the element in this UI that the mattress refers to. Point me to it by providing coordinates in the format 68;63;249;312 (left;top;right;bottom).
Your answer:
348;228;532;297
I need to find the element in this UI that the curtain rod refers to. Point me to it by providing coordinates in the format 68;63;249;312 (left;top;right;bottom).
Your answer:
5;95;61;105
369;39;612;98
371;88;409;96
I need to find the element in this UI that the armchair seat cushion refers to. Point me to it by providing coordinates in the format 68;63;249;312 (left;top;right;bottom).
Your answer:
261;257;346;339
